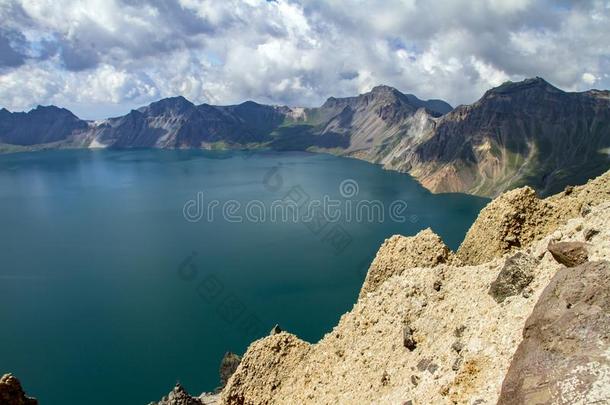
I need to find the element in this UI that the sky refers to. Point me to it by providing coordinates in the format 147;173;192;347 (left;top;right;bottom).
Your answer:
0;0;609;120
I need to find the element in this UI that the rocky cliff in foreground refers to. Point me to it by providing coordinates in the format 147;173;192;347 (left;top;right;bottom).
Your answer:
178;169;608;405
2;78;608;197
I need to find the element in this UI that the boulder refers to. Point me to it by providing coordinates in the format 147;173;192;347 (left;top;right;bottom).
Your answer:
488;252;538;303
547;241;588;267
498;261;610;404
148;383;219;405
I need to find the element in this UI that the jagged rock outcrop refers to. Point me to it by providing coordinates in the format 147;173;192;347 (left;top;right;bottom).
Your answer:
149;383;218;405
0;374;37;405
457;170;610;265
216;171;610;405
2;78;608;198
359;228;451;298
456;186;557;265
150;350;241;405
218;352;241;391
498;260;610;404
221;333;310;405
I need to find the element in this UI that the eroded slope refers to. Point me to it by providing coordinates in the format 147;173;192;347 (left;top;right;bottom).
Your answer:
220;170;610;405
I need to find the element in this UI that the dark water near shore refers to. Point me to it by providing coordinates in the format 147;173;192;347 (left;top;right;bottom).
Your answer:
0;149;488;404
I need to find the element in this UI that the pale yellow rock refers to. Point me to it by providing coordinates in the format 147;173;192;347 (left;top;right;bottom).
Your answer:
457;170;610;265
221;332;310;405
359;228;451;298
218;171;610;405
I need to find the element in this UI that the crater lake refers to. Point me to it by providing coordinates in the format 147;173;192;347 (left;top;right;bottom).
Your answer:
0;149;488;404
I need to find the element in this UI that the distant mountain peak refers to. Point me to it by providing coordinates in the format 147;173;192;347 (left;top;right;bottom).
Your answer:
239;100;262;107
34;105;61;111
29;105;80;119
486;77;561;96
141;95;195;115
370;84;400;94
153;95;193;106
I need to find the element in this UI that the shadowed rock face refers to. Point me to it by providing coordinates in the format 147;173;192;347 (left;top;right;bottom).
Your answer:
0;106;87;145
381;78;610;197
218;352;241;391
498;261;610;405
2;78;609;197
0;374;38;405
97;99;289;148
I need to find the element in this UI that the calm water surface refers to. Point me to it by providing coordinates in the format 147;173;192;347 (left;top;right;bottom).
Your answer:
0;149;488;404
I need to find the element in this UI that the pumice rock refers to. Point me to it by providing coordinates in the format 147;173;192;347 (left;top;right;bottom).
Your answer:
211;171;610;405
547;241;588;267
360;228;451;298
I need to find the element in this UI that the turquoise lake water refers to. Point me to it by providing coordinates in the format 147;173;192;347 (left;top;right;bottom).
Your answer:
0;149;488;404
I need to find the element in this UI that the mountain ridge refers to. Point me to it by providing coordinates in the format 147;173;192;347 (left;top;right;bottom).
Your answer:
1;78;609;197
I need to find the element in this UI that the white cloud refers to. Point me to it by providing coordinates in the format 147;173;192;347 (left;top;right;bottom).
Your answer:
472;57;509;87
0;0;609;119
582;72;597;85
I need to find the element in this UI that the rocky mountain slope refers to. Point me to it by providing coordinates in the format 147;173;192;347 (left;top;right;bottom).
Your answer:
1;78;609;197
377;78;610;197
0;106;87;146
212;169;610;405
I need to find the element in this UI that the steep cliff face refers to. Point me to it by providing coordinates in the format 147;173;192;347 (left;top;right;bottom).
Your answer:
217;170;610;405
315;85;448;154
268;85;449;152
380;78;610;197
